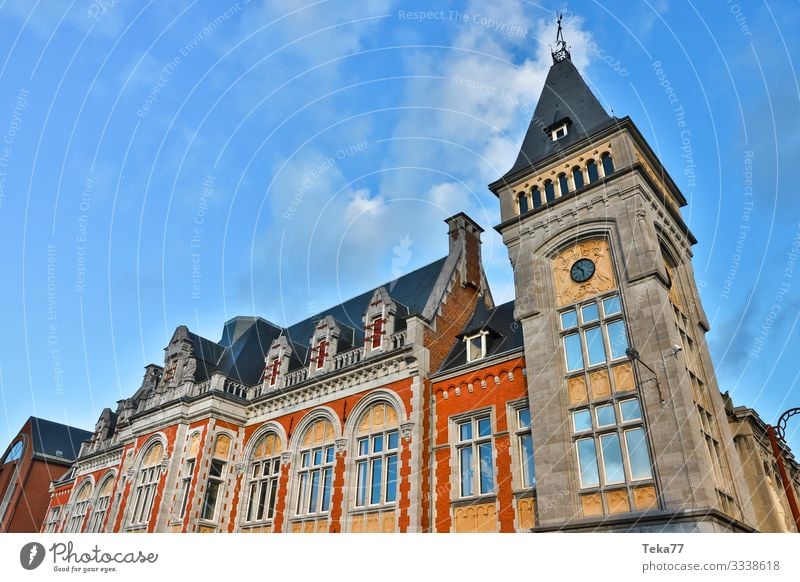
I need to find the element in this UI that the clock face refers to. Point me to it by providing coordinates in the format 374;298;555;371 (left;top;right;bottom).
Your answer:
570;258;596;283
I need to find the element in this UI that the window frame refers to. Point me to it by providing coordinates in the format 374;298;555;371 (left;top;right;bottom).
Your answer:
244;450;281;525
510;403;535;490
86;476;115;533
354;427;399;508
558;293;629;374
127;443;164;529
2;440;23;464
464;331;488;363
454;412;495;499
294;443;335;518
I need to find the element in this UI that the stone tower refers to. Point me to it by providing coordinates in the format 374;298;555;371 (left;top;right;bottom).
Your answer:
488;22;754;532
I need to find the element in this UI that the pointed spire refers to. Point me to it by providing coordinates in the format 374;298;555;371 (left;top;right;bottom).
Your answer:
551;12;571;63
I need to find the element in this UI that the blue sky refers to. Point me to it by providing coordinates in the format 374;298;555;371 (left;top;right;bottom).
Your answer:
0;0;799;454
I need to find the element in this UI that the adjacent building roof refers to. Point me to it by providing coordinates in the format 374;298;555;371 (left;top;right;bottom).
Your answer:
26;417;93;463
501;57;615;181
437;300;524;373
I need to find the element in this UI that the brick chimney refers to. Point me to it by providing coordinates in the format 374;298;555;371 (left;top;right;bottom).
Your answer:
445;212;484;289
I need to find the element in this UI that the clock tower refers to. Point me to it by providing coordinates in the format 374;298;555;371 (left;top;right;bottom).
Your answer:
489;20;754;531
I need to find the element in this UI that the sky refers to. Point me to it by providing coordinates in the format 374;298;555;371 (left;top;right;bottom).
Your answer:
0;0;798;455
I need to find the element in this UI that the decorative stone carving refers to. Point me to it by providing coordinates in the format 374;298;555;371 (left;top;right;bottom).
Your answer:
234;462;245;475
400;422;414;440
552;238;617;307
280;451;293;464
335;438;348;454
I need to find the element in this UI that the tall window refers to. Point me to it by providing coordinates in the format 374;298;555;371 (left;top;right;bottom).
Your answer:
244;433;282;524
129;441;163;527
294;419;335;518
201;434;231;522
266;359;280;386
65;481;92;533
43;506;61;533
558;173;569;197
177;458;195;520
601;152;614;176
314;339;329;370
572;166;585;189
2;440;23;464
517;192;529;214
86;476;115;533
369;316;385;350
561;294;628;373
544;180;556;203
456;415;494;497
514;407;535;488
354;403;399;509
532;187;542;209
561;292;656;515
587;159;599;183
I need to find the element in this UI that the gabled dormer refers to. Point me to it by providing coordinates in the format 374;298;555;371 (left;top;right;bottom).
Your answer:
362;287;398;356
261;335;293;390
308;316;341;376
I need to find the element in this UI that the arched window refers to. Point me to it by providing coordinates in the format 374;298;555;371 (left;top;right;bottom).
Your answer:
517;192;529;215
544;180;556;203
244;433;282;524
176;432;201;520
601;152;614;176
65;481;93;533
587;159;599;183
572;166;585;189
201;434;231;522
2;440;23;464
129;441;163;527
558;173;569;197
86;475;115;533
353;403;399;510
531;187;542;209
294;419;335;518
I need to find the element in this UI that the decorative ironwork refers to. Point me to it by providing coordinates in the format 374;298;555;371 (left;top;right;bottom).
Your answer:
551;12;571;63
775;407;800;442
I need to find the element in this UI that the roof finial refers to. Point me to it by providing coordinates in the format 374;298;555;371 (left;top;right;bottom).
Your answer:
551;12;571;63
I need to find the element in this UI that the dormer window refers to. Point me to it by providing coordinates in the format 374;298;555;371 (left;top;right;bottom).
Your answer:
267;359;281;387
314;339;329;370
465;332;488;363
551;123;568;141
369;316;385;350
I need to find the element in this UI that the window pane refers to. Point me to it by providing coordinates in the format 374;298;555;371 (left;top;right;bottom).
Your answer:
572;409;592;431
595;404;616;427
600;434;625;484
585;327;607;366
267;479;278;519
370;459;383;504
296;473;307;514
576;439;599;487
325;446;334;463
386;454;398;503
520;433;535;487
356;461;367;506
602;295;621;316
468;337;482;361
460;447;473;496
572;167;584;189
308;470;320;513
560;310;578;329
517;407;531;429
606;320;628;360
321;467;332;511
202;481;220;520
544;181;555;203
313;449;322;465
301;452;309;468
587;160;599;182
518;193;529;214
625;428;653;480
256;481;268;521
273;458;281;473
581;303;599;323
619;399;642;422
564;333;584;371
477;417;491;437
358;438;369;456
387;431;399;450
478;442;494;494
372;434;384;454
459;422;472;442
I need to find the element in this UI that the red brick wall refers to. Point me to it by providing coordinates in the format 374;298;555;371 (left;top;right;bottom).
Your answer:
431;356;527;532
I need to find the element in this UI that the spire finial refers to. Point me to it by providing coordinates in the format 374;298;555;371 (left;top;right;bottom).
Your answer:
551;12;571;63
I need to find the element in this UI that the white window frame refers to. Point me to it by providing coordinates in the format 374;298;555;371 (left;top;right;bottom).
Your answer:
455;414;495;498
512;405;535;489
177;458;195;520
43;506;61;533
294;444;335;517
354;427;399;509
129;461;161;528
86;477;115;533
464;331;488;363
200;459;226;522
244;454;281;524
65;483;92;533
551;122;568;141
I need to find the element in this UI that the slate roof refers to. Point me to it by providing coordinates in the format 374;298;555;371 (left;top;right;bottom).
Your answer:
501;57;614;181
437;300;524;372
175;257;449;386
26;417;92;463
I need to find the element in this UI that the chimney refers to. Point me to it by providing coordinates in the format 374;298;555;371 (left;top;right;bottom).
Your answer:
445;213;484;289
